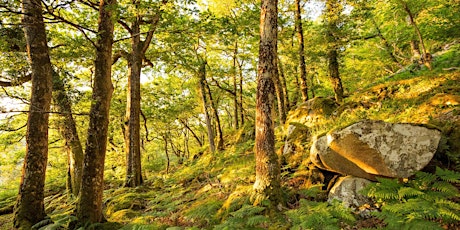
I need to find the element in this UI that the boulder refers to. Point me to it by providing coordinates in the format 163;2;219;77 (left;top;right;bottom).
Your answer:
328;176;372;209
310;120;442;180
286;97;338;128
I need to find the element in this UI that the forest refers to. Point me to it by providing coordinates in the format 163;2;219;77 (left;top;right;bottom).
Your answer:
0;0;459;229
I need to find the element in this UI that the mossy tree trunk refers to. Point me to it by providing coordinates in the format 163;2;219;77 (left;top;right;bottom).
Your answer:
121;0;164;188
124;17;143;188
295;0;309;102
198;60;216;153
232;42;239;129
76;0;116;224
400;0;431;68
14;0;53;228
278;57;290;110
253;0;282;206
204;74;224;151
326;0;344;104
52;73;84;198
273;61;286;125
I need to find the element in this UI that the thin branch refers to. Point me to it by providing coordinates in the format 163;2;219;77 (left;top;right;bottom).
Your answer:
0;74;31;87
0;123;27;132
1;88;30;105
118;19;133;34
78;0;99;11
140;109;153;142
209;77;236;96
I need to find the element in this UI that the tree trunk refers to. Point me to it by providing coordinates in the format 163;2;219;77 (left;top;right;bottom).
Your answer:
295;0;309;102
326;0;344;103
204;75;224;151
400;0;431;68
273;61;286;125
76;0;116;224
163;135;170;173
233;42;239;129
327;47;344;103
237;59;245;126
52;72;84;198
372;18;404;69
124;17;143;188
180;119;203;147
123;0;163;188
277;57;290;110
252;0;282;206
14;0;53;228
198;61;216;153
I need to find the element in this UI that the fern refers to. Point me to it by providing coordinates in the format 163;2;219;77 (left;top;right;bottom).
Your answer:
214;205;268;230
363;168;460;228
435;167;460;183
286;199;355;230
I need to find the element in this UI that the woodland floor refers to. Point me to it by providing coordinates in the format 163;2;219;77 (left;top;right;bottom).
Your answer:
0;46;460;230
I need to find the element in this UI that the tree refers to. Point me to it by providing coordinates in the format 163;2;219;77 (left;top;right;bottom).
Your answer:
52;72;84;197
76;0;116;224
198;60;216;153
398;0;431;68
252;0;282;206
325;0;344;103
115;0;167;188
295;0;309;102
13;0;53;228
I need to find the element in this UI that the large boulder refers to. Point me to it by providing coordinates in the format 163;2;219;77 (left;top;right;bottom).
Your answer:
328;176;372;209
310;120;442;180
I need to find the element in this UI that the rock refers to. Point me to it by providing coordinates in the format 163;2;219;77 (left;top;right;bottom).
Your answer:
310;120;442;180
286;97;338;128
328;176;372;209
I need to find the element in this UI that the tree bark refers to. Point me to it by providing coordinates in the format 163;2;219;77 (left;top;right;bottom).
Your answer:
124;18;143;188
204;75;224;151
326;0;344;103
372;18;404;69
76;0;116;224
252;0;282;206
198;61;216;153
237;59;245;126
123;0;163;188
277;57;290;110
14;0;53;228
232;42;239;129
180;119;203;147
52;72;84;198
273;61;286;125
295;0;309;102
400;0;431;68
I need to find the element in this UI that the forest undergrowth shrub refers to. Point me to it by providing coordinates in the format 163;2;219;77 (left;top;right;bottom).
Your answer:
362;167;460;229
286;199;356;230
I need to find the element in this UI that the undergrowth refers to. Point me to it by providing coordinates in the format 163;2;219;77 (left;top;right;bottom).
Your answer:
362;167;460;229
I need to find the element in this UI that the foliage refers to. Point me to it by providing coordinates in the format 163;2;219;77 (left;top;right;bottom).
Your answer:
286;199;356;230
362;167;460;229
214;204;269;230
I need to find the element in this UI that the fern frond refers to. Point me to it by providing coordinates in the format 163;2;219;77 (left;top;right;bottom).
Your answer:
435;199;460;211
436;167;460;183
230;205;265;219
430;181;459;197
397;187;425;200
246;215;269;227
365;178;401;201
413;171;438;188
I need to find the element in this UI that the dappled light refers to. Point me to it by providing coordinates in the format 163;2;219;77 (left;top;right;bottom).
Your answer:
0;0;460;229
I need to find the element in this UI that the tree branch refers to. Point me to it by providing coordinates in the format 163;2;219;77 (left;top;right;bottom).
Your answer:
0;74;31;87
